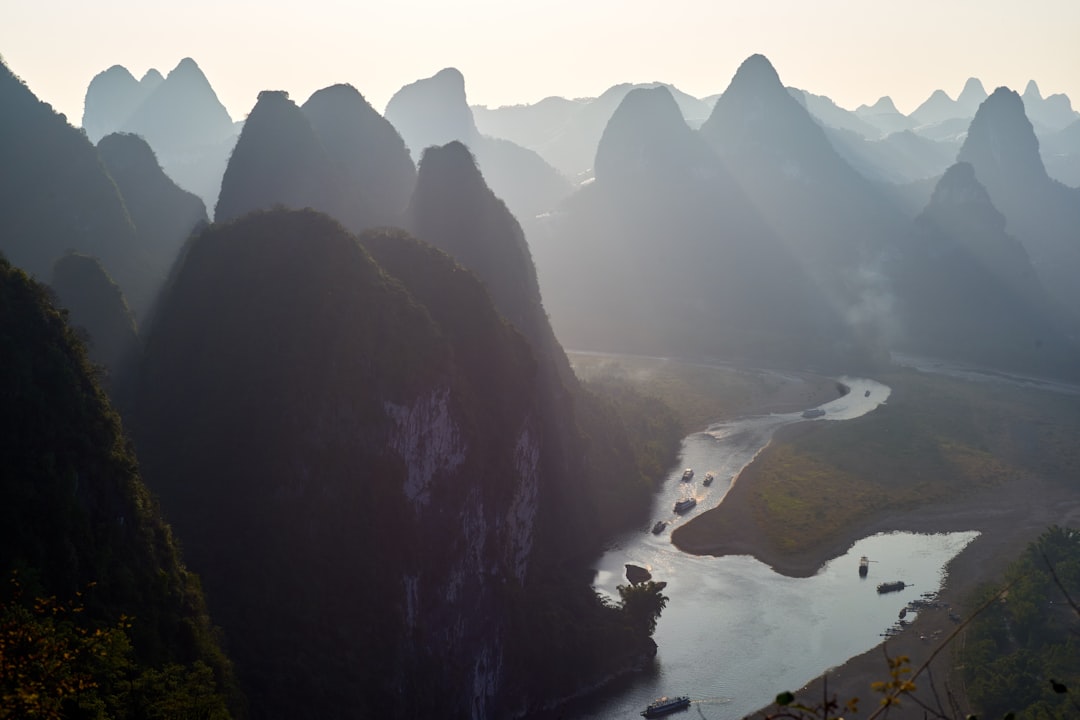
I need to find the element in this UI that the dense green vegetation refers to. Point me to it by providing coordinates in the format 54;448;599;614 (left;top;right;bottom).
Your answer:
961;526;1080;720
0;59;154;316
575;374;685;538
0;255;240;717
128;208;682;718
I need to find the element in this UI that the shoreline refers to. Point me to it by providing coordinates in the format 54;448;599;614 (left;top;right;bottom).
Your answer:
674;436;1080;716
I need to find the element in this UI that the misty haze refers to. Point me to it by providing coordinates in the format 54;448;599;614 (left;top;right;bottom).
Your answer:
2;5;1080;719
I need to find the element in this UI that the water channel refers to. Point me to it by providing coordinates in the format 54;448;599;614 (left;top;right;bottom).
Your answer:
569;374;979;719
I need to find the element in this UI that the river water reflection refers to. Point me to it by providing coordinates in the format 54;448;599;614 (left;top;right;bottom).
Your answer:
572;375;979;719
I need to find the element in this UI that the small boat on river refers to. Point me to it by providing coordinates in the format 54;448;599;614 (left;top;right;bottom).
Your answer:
681;468;694;481
703;472;715;486
801;408;826;419
674;497;697;514
877;580;907;594
641;695;691;717
859;556;869;576
865;389;871;397
651;521;667;535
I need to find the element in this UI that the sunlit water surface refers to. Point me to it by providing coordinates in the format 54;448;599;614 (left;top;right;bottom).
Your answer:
564;375;978;719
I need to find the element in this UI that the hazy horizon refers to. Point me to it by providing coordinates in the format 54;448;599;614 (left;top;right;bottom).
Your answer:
4;0;1080;125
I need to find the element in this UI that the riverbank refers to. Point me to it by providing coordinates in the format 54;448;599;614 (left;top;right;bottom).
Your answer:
670;368;1080;717
568;351;843;432
789;474;1080;718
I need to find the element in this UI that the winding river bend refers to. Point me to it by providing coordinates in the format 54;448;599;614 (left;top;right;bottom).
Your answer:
570;374;978;719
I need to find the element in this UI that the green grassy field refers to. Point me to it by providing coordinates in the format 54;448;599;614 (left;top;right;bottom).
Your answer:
679;368;1080;553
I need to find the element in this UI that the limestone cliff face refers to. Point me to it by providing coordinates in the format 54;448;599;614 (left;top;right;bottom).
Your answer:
136;209;545;719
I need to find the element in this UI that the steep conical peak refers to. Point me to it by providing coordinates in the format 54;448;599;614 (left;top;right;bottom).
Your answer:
861;96;901;114
301;82;416;227
95;64;138;85
172;57;202;76
727;53;784;94
161;56;218;97
958;87;1046;183
957;77;988;107
433;66;466;89
1023;80;1042;100
910;89;956;124
605;85;686;134
97;131;161;169
307;82;363;104
141;68;163;84
82;65;143;140
595;86;691;181
416;140;486;194
926;162;1000;216
215;89;340;223
384;68;478;159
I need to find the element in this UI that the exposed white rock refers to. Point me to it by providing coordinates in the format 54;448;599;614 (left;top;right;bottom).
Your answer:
384;387;467;509
505;421;540;583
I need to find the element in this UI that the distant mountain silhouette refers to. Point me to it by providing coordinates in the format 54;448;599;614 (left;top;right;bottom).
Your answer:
472;95;582;149
855;96;914;136
958;87;1080;315
122;58;234;153
788;87;880;138
956;77;989;117
385;67;570;221
1041;118;1080;187
503;82;712;179
301;84;416;227
536;84;849;366
1022;80;1080;132
699;54;906;362
893;162;1078;376
82;58;239;212
0;59;155;316
910;88;958;126
215;89;349;224
97;132;208;308
826;127;956;184
50;251;139;379
82;65;157;143
384;67;477;158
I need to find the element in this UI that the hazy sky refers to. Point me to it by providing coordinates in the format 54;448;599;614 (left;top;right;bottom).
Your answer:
4;0;1079;124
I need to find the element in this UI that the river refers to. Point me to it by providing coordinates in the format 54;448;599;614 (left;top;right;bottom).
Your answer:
566;374;979;719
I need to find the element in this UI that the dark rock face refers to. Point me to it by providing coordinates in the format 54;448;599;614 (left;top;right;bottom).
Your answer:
301;83;416;228
50;252;139;378
135;208;548;719
958;87;1080;316
215;90;346;224
0;256;238;714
